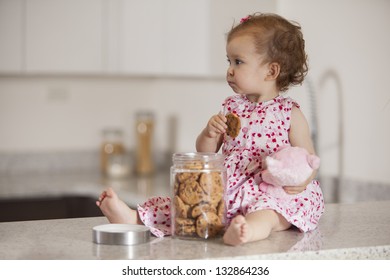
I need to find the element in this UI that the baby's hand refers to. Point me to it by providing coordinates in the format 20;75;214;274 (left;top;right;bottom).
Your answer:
205;113;227;138
283;184;307;195
283;169;316;195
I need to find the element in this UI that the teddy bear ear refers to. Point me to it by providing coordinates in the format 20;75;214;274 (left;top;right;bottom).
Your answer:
266;156;282;170
307;154;320;170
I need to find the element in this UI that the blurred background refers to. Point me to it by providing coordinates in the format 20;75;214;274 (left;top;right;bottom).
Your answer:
0;0;389;205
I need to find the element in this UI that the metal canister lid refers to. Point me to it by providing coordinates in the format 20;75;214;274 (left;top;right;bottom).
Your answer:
92;224;150;245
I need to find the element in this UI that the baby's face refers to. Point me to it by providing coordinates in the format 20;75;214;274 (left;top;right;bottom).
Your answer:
226;35;274;102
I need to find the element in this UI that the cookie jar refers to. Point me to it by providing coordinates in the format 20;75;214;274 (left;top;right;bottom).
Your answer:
171;152;226;239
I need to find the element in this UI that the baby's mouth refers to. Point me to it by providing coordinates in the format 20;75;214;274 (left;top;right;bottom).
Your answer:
227;81;236;87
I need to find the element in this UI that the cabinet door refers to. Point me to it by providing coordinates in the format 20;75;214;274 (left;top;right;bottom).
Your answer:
0;0;23;73
161;0;209;76
117;0;164;75
117;0;210;76
25;0;103;73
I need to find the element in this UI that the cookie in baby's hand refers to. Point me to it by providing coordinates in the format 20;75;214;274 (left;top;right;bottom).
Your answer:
225;113;241;138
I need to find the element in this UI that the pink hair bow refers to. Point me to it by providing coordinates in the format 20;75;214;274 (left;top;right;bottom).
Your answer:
240;16;251;23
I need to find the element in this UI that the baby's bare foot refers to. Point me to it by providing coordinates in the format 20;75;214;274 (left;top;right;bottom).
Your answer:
223;215;250;246
96;187;138;224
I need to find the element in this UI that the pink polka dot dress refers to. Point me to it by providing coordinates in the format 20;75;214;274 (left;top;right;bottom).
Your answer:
137;94;324;237
221;95;324;232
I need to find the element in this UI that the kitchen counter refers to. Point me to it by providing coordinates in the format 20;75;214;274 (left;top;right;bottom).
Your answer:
0;200;389;259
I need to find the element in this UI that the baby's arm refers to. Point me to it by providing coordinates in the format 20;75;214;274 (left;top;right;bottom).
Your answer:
196;113;227;153
285;105;317;194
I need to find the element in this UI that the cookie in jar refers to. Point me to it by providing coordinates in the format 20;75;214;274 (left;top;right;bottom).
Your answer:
171;153;226;239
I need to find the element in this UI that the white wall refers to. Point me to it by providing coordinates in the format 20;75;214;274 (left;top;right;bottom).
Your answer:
278;0;390;183
0;0;389;185
0;76;228;154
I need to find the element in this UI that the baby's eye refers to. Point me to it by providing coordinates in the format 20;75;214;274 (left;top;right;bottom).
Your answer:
227;58;243;66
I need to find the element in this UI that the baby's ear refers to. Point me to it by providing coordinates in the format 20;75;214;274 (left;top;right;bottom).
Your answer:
307;154;320;170
266;62;280;80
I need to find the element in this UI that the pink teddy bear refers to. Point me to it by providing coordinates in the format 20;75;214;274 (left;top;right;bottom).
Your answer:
259;146;320;199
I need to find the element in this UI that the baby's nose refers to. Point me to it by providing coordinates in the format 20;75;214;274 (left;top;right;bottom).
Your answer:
227;66;234;76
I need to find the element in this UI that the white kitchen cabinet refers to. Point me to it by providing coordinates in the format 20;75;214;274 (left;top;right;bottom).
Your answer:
25;0;104;74
0;0;276;76
109;0;165;75
0;0;24;73
106;0;209;76
160;0;210;76
113;0;276;77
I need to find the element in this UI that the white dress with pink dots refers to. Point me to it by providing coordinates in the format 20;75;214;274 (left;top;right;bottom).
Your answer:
221;95;324;231
137;94;324;237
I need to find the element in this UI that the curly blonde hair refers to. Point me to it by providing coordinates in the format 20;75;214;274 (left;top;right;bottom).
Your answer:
227;13;308;92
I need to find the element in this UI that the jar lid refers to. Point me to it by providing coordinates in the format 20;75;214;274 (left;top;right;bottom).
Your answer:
92;224;150;245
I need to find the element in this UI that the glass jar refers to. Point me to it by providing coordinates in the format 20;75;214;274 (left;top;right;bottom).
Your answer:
106;154;132;179
100;128;125;175
135;111;154;176
171;152;226;239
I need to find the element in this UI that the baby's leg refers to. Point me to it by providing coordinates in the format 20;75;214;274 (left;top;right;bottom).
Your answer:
223;209;291;246
96;187;141;224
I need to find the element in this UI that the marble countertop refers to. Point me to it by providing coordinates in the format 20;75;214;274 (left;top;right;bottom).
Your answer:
0;172;389;259
0;200;389;260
